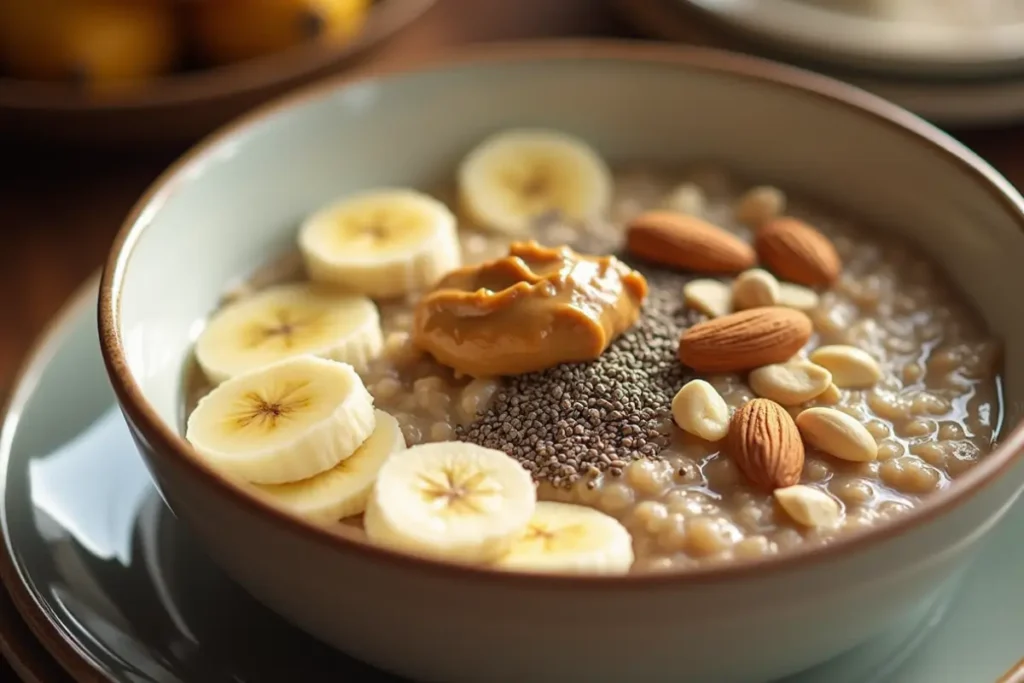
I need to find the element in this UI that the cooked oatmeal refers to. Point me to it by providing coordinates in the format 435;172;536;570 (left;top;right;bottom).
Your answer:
183;163;1002;574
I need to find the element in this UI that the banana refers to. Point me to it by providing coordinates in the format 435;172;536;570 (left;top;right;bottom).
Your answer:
190;0;370;66
457;128;613;235
185;355;376;485
0;0;178;87
298;188;462;299
495;501;634;574
194;282;382;384
252;410;405;524
364;442;536;563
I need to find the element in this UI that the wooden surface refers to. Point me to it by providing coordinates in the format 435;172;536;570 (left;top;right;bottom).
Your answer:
2;0;1024;678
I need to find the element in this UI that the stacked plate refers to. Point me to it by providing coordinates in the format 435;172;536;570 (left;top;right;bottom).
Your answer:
618;0;1024;128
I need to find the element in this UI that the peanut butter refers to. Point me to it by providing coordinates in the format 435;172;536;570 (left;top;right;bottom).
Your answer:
413;241;648;377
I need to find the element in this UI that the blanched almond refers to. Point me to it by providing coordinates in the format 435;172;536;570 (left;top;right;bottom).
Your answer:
777;282;820;311
735;186;785;228
813;383;843;406
774;485;841;528
671;380;730;441
809;345;883;388
796;407;878;462
725;398;804;490
661;183;705;215
732;268;780;310
683;279;732;318
748;360;832;405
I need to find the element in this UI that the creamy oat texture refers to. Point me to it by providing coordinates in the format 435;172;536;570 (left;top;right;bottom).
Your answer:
186;165;1002;573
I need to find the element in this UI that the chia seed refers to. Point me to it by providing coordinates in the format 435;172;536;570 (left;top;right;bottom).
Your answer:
457;262;703;487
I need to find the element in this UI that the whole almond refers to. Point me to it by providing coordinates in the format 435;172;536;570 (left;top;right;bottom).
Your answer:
678;307;813;373
756;217;841;287
796;407;878;462
626;211;756;274
725;398;805;491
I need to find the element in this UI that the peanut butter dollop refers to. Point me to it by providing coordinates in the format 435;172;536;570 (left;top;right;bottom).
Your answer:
413;241;648;377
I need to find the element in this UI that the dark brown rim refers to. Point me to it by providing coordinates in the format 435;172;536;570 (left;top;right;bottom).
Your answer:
0;274;109;682
99;39;1024;589
0;0;436;112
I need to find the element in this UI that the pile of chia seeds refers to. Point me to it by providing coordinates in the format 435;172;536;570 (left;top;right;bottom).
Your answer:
457;261;702;487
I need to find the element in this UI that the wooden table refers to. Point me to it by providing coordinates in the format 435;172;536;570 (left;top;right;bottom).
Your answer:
2;0;1024;679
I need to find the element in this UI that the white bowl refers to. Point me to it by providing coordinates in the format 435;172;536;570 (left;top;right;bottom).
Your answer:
98;41;1024;683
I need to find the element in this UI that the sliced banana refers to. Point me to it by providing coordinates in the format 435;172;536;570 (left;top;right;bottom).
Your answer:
185;355;376;485
495;501;634;575
299;188;461;298
252;410;406;525
194;282;383;384
364;442;536;563
458;128;613;235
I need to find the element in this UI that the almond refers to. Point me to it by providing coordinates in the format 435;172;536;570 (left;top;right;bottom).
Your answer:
678;306;812;373
755;217;841;287
626;211;756;274
725;398;804;491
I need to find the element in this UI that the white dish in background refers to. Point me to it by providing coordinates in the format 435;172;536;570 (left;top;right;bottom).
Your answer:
680;0;1024;79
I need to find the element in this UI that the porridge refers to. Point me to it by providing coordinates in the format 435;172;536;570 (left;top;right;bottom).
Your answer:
182;128;1002;575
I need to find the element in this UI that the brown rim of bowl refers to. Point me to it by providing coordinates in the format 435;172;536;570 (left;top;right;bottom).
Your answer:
0;0;436;112
0;274;108;683
99;38;1024;588
998;656;1024;683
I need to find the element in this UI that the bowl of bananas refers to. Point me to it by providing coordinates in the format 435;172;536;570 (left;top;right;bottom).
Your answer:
0;0;436;146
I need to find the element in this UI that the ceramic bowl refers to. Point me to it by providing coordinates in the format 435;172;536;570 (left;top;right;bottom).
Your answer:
0;0;435;147
98;41;1024;683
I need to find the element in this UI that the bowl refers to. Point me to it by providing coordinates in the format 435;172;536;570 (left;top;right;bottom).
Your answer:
98;41;1024;683
0;0;435;147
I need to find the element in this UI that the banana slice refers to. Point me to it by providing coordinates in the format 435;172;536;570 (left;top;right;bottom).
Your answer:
364;442;536;563
194;282;382;384
185;355;376;485
252;410;405;524
495;501;634;575
298;188;461;298
458;128;613;235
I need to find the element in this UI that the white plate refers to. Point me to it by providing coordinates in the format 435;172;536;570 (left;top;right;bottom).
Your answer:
1;279;1023;682
681;0;1024;79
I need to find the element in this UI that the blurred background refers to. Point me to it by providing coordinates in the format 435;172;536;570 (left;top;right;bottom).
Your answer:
3;0;1024;396
4;0;1024;679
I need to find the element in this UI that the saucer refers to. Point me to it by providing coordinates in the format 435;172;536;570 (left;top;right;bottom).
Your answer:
677;0;1024;79
1;275;1022;683
617;0;1024;128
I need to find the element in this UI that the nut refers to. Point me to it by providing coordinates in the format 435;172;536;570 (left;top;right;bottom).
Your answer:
796;407;878;462
777;282;820;311
774;485;841;527
732;268;780;310
671;379;730;441
725;398;805;490
678;307;813;373
809;345;883;388
755;217;841;287
813;383;843;406
683;279;732;318
748;360;832;405
626;211;756;274
735;186;785;227
661;182;705;215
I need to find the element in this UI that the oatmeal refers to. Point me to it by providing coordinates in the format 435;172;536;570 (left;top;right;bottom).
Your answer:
182;128;1001;575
